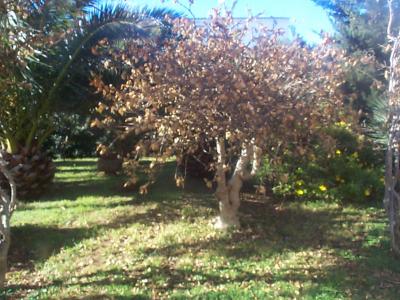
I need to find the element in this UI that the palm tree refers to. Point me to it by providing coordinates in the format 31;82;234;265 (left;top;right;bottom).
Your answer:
0;1;179;198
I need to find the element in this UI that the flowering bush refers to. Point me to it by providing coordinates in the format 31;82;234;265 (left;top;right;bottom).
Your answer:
259;123;384;203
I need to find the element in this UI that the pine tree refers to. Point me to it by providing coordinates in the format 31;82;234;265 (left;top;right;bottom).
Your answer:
313;0;393;122
313;0;397;63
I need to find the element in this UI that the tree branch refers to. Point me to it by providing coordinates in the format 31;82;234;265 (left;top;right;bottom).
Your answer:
236;144;253;181
387;0;396;40
238;142;262;181
0;156;17;214
215;138;227;188
250;144;262;176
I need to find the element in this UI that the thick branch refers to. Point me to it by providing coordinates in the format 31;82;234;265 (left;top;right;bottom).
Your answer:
215;138;227;188
240;143;262;181
235;144;252;180
250;144;262;176
387;0;396;40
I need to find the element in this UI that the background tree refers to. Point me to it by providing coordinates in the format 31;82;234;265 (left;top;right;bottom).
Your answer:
0;1;21;279
0;0;176;198
384;0;400;256
312;0;391;119
44;6;180;160
92;12;356;228
316;0;400;256
312;0;396;63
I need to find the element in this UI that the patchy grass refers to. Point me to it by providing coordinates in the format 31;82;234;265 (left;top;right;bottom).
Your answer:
2;158;400;299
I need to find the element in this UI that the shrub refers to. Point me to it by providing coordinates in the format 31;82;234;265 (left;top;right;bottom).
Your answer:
259;123;384;203
44;113;98;158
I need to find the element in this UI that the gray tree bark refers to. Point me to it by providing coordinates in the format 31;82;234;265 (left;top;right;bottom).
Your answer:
0;153;17;288
214;138;261;229
384;0;400;256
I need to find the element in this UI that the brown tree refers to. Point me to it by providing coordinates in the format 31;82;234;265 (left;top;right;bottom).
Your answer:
93;12;355;228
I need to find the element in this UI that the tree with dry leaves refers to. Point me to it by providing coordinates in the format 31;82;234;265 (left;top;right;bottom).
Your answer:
92;11;355;229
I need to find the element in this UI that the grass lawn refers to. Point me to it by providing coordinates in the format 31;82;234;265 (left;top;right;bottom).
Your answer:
2;158;400;299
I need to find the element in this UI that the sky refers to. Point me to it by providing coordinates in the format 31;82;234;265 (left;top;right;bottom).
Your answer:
107;0;334;43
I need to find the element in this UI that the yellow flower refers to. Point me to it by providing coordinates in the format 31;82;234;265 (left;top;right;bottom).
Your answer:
335;149;342;155
364;189;371;197
319;185;327;192
295;180;304;186
337;121;347;128
295;189;305;196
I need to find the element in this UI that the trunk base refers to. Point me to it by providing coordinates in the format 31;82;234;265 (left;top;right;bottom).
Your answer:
390;222;400;256
0;255;7;289
0;238;10;289
97;153;122;175
213;215;240;230
0;149;55;199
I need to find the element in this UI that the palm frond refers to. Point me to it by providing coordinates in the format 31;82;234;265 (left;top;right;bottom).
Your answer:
1;1;181;149
83;4;181;43
45;3;181;102
366;94;389;146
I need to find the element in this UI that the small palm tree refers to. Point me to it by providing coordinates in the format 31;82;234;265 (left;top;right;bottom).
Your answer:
0;1;179;198
366;93;389;146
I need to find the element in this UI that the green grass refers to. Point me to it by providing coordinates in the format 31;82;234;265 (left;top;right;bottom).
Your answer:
3;158;400;299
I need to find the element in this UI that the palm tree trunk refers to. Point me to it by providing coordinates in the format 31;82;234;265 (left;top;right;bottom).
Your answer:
0;156;17;288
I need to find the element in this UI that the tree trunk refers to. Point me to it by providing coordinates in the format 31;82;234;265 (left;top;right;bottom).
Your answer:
385;0;400;255
0;234;10;289
384;131;400;255
214;172;243;229
0;155;17;288
0;148;55;199
213;139;261;229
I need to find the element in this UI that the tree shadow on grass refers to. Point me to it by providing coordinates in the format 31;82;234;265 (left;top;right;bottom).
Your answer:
8;265;271;299
6;199;400;299
9;258;400;299
55;159;97;169
56;167;98;173
39;177;131;202
8;225;100;269
137;202;344;259
13;245;400;299
134;199;400;298
29;159;213;204
66;296;141;300
9;204;184;268
14;159;129;202
9;194;212;269
8;159;400;298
